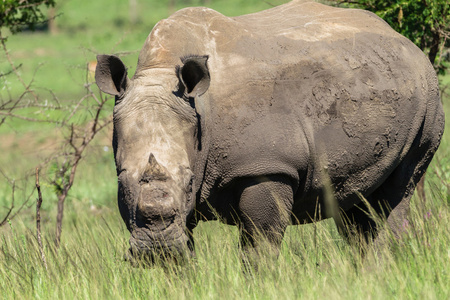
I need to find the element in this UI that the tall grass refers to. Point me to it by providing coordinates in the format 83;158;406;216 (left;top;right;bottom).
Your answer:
0;190;448;299
1;108;448;298
0;119;448;298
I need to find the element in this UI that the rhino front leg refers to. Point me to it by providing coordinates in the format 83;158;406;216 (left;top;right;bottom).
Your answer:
237;175;294;265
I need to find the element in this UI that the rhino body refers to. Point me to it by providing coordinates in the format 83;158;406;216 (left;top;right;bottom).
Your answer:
95;0;444;259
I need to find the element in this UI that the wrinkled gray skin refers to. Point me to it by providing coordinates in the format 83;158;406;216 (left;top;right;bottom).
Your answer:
95;0;444;261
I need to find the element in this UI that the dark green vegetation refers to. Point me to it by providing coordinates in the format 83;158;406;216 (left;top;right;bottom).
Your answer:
0;0;449;298
0;0;55;33
331;0;450;74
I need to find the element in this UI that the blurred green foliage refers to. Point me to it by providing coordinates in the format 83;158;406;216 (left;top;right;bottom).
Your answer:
0;0;55;34
48;161;70;196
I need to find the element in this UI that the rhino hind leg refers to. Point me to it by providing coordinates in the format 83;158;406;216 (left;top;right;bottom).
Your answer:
341;116;443;249
236;175;294;262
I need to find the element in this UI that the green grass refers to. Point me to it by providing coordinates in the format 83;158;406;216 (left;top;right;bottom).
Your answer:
0;191;449;299
0;0;290;102
0;0;449;299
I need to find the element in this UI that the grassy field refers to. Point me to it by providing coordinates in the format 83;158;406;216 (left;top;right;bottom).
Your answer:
0;185;449;299
0;0;449;299
0;0;290;101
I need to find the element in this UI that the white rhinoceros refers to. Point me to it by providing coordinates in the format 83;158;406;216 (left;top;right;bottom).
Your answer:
95;0;444;260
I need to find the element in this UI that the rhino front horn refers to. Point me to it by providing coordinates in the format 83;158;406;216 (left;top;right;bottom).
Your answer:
140;153;170;182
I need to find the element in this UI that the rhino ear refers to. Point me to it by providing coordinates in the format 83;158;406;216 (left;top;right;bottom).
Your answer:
178;55;210;98
95;55;129;97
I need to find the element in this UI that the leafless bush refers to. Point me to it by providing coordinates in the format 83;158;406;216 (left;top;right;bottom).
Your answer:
51;78;113;247
0;32;113;248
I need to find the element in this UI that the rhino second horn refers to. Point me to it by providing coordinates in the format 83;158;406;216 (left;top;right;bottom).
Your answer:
141;153;170;182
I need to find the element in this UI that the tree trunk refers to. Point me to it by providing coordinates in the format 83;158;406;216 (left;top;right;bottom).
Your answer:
55;193;65;247
129;0;138;25
428;30;441;67
48;7;58;35
169;0;176;14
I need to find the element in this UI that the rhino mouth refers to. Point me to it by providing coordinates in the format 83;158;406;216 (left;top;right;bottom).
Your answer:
126;220;190;264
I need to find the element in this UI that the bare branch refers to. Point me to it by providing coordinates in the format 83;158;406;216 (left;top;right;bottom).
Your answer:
35;168;47;270
0;168;34;227
8;186;35;222
54;89;113;248
64;94;91;124
0;39;114;245
0;31;39;103
0;111;62;123
0;64;22;78
0;180;15;227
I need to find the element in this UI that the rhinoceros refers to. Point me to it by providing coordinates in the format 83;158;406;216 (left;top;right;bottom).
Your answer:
95;0;444;260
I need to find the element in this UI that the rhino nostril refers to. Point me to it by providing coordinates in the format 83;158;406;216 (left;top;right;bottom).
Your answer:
137;184;175;217
149;188;169;199
136;195;177;229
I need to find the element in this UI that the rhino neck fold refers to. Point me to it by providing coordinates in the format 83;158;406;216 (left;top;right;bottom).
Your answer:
192;93;213;206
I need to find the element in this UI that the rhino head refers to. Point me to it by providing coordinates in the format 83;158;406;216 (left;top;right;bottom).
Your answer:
95;54;210;261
